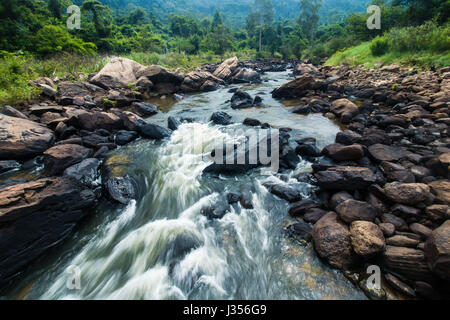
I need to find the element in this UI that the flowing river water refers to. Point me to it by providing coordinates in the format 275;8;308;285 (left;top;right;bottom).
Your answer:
2;70;366;300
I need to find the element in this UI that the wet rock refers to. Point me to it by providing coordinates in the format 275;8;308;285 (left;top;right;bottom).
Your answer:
201;200;231;219
288;200;317;217
132;102;159;117
138;123;172;140
239;188;254;209
232;68;262;84
414;281;440;300
368;144;406;162
336;199;378;223
211;112;232;125
383;245;431;281
272;74;326;99
335;130;362;145
330;99;359;124
0;105;28;119
158;234;201;265
383;182;432;205
137;65;184;94
266;184;302;203
287;220;313;241
303;208;328;223
0;114;55;160
379;223;395;237
63;158;101;188
231;90;254;109
295;138;321;157
115;130;138;146
0;177;96;287
113;110;147;132
391;204;421;219
226;192;240;204
82;133;110;149
330;191;353;209
0;160;21;174
385;273;416;297
314;166;377;190
77;111;123;131
43;144;92;175
428;180;450;205
181;71;224;92
387;235;420;248
168;116;182;131
243;118;261;127
424;220;450;280
93;146;109;159
105;175;138;204
322;143;364;161
350;221;386;257
312;212;355;270
360;278;386;300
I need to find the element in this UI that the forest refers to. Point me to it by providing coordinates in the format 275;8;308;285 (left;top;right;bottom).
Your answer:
0;0;449;105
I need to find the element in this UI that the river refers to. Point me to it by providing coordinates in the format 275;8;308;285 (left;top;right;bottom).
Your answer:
1;70;366;300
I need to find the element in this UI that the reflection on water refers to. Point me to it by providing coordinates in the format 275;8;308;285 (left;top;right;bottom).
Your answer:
1;70;366;300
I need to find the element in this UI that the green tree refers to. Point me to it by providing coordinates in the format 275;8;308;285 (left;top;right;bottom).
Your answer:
47;0;62;20
247;0;274;52
298;0;322;47
201;24;233;56
211;9;223;30
81;0;112;38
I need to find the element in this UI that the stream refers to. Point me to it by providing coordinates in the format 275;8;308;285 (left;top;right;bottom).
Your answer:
1;70;366;300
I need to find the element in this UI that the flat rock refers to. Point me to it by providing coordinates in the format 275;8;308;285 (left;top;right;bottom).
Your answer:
44;144;92;175
368;144;406;162
424;220;450;280
382;245;431;281
314;166;377;190
383;182;432;205
336;199;378;223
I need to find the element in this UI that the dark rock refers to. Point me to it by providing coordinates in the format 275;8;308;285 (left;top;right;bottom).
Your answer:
132;102;159;117
0;160;21;174
226;192;240;204
336;200;378;224
330;191;353;209
379;223;395;237
201;200;231;219
287;220;313;241
82;133;110;149
77;111;123;131
368;144;406;162
424;220;450;280
382;246;431;281
314;166;377;190
322;143;365;161
231;90;254;109
63;158;101;188
138;123;172;140
336;130;362;145
43;144;92;175
267;184;302;203
288;200;317;216
383;182;432;205
115;130;138;146
303;208;328;223
168;116;182;131
385;273;416;297
381;213;408;231
211;112;232;125
243;118;261;127
387;235;420;248
105;176;138;204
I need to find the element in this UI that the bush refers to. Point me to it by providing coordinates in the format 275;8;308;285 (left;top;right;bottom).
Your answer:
35;26;97;56
370;36;389;56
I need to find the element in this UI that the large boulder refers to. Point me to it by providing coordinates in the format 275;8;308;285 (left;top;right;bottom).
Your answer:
350;221;386;257
231;68;262;84
105;176;138;204
0;177;96;287
43;144;93;175
77;111;124;131
383;182;432;205
63;158;101;188
272;74;326;99
336;199;378;223
330;99;359;124
425;220;450;280
138;123;172;140
137;65;184;94
0;114;54;160
231;90;254;109
90;57;146;89
213;56;239;80
211;112;232;125
314;166;377;190
181;71;224;92
311;212;355;270
382;246;431;281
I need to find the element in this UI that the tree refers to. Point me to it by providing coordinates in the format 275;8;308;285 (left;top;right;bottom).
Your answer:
298;0;322;47
48;0;62;20
211;9;223;30
247;0;274;52
127;7;147;25
201;24;233;56
81;0;111;38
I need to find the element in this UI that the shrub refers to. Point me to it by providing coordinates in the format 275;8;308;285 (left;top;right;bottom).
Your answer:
370;36;389;56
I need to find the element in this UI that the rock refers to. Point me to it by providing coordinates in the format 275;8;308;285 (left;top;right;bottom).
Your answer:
368;144;406;162
82;133;110;149
322;143;364;161
131;102;159;117
0;177;96;287
137;65;184;94
63;158;100;188
43;144;92;175
293;63;319;76
243;118;262;127
115;130;138;146
90;57;146;89
428;180;450;205
105;176;138;204
0;160;21;174
387;235;420;248
426;204;450;222
239;188;254;209
314;166;377;190
272;74;325;99
267;184;302;203
211;112;232;125
350;221;386;257
201;200;231;219
383;245;431;281
336;130;362;145
0;105;28;119
383;182;432;205
360;278;386;300
312;212;355;270
77;111;123;131
295;143;321;157
381;63;400;73
414;281;440;300
381;213;408;231
232;68;261;84
336;200;378;223
231;90;254;109
114;110;146;131
168;116;181;131
287;220;312;241
213;56;239;80
226;192;240;204
330;99;359;124
330;191;353;209
181;71;224;92
385;273;416;297
288;200;317;216
424;220;450;280
379;223;395;237
303;208;328;223
410;223;432;239
0;114;54;160
138;123;172;140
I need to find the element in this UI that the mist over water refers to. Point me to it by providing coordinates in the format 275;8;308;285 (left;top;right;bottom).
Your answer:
3;70;366;300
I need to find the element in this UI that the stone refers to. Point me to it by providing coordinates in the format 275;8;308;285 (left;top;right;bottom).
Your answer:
181;71;224;92
383;246;431;281
0;114;54;160
77;111;123;131
0;105;28;119
213;56;239;80
424;220;450;280
231;90;254;109
0;177;96;287
336;199;378;223
43;144;92;175
0;160;21;174
211;112;232;125
267;184;302;203
330;99;359;124
90;57;146;89
243;118;262;127
322;143;364;161
379;223;395;237
63;158;101;188
312;212;355;270
387;235;420;248
168;116;181;131
335;130;362;145
137;65;184;94
409;223;432;239
272;74;326;99
131;102;159;117
138;123;172;140
426;204;450;222
385;273;415;297
383;182;432;205
428;180;450;205
287;220;313;241
232;68;262;84
115;130;138;146
201;200;231;219
314;166;377;190
288;200;317;216
105;176;138;204
350;221;386;257
303;208;328;223
381;213;408;231
368;144;406;162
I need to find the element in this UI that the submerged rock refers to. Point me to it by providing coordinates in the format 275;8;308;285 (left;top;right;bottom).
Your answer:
105;175;138;204
138;123;172;140
211;112;232;125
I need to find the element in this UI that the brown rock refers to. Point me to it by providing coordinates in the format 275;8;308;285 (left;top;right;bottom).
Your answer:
322;143;364;161
426;204;450;222
379;223;395;237
383;182;432;205
409;223;432;239
385;273;415;297
386;235;420;248
428;180;450;205
314;166;377;190
43;144;92;175
77;111;123;131
350;221;385;257
336;199;378;223
330;99;359;123
383;246;431;281
368;144;406;162
272;74;326;99
424;220;450;280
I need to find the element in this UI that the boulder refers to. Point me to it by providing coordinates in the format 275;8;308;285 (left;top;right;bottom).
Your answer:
312;212;355;270
287;220;313;241
90;57;146;89
77;111;123;131
383;182;432;205
428;180;450;205
0;178;96;287
213;56;239;80
132;102;159;117
322;143;365;161
211;112;232;125
272;74;326;99
410;223;432;239
231;68;262;84
138;123;172;140
335;130;362;145
231;90;254;109
201;200;231;220
336;199;378;223
314;166;377;190
303;208;328;223
43;144;92;175
330;99;359;124
424;220;450;280
63;158;101;188
115;130;138;146
379;223;395;237
105;175;138;204
386;235;420;248
383;245;431;281
266;184;302;203
350;221;386;257
0;115;54;160
181;71;224;92
368;144;406;162
0;105;28;119
243;118;262;127
137;65;184;94
288;200;317;216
